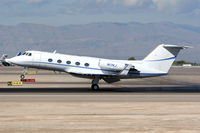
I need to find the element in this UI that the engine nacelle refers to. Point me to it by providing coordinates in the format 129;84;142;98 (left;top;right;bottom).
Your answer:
2;61;11;66
1;54;11;66
99;59;127;71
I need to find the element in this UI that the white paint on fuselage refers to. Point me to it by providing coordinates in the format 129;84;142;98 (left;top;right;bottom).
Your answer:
7;44;187;80
8;50;148;77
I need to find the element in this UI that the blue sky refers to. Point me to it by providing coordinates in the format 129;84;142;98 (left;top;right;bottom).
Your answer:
0;0;200;26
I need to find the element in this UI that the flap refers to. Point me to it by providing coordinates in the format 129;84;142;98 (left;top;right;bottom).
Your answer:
103;77;120;83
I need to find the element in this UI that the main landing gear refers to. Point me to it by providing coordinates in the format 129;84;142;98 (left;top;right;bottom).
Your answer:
91;84;99;90
91;76;100;91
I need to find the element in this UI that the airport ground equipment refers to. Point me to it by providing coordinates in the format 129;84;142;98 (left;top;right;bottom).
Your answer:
24;72;37;75
7;81;23;86
21;79;36;83
20;72;36;80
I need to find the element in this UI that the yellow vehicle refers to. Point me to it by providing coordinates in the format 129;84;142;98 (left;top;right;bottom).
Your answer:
24;72;37;75
7;81;23;86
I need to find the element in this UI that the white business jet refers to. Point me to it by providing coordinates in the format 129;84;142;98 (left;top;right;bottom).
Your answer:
1;44;189;90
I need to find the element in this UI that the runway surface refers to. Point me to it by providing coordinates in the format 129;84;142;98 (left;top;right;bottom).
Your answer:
0;66;200;132
0;66;199;102
1;93;200;102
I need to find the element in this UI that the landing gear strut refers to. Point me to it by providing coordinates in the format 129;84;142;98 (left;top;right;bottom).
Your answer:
20;67;28;80
91;76;100;90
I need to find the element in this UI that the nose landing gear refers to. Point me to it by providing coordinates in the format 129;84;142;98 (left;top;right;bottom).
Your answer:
20;67;28;80
20;74;25;80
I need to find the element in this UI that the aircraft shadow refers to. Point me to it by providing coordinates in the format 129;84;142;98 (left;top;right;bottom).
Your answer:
0;85;200;93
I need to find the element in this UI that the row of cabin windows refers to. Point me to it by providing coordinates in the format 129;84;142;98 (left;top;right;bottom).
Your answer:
48;58;90;67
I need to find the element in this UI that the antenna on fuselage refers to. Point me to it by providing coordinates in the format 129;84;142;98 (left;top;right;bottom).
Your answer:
53;50;56;54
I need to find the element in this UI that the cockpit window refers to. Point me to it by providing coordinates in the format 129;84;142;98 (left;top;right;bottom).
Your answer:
22;52;32;56
17;52;22;56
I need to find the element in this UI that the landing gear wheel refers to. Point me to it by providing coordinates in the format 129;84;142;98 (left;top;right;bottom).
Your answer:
91;84;99;91
20;74;25;80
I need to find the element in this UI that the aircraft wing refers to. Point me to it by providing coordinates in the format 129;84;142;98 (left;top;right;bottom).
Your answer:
67;68;122;84
102;77;120;83
66;63;134;76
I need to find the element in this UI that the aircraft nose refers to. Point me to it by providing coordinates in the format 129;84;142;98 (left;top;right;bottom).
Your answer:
5;58;12;63
5;57;17;64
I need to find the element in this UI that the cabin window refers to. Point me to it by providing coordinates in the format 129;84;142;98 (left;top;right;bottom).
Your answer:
22;52;26;55
28;53;32;56
57;60;62;63
75;62;80;66
85;63;89;67
48;58;53;62
66;61;71;64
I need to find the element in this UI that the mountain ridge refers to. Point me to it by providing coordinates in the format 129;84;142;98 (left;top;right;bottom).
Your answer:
0;22;199;62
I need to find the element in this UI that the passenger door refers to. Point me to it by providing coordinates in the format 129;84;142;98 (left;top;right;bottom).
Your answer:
32;53;41;67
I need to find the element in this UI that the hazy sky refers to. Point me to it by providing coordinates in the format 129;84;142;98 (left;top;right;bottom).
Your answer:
0;0;200;26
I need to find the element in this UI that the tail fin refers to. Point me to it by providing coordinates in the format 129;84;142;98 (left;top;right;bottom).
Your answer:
143;44;189;73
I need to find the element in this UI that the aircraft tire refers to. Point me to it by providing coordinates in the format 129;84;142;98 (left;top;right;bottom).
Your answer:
91;84;99;90
20;74;25;80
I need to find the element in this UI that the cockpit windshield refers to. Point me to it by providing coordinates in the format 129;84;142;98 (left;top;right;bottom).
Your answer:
21;52;32;56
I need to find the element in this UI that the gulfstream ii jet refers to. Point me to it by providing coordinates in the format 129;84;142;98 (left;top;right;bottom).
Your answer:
1;44;189;90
